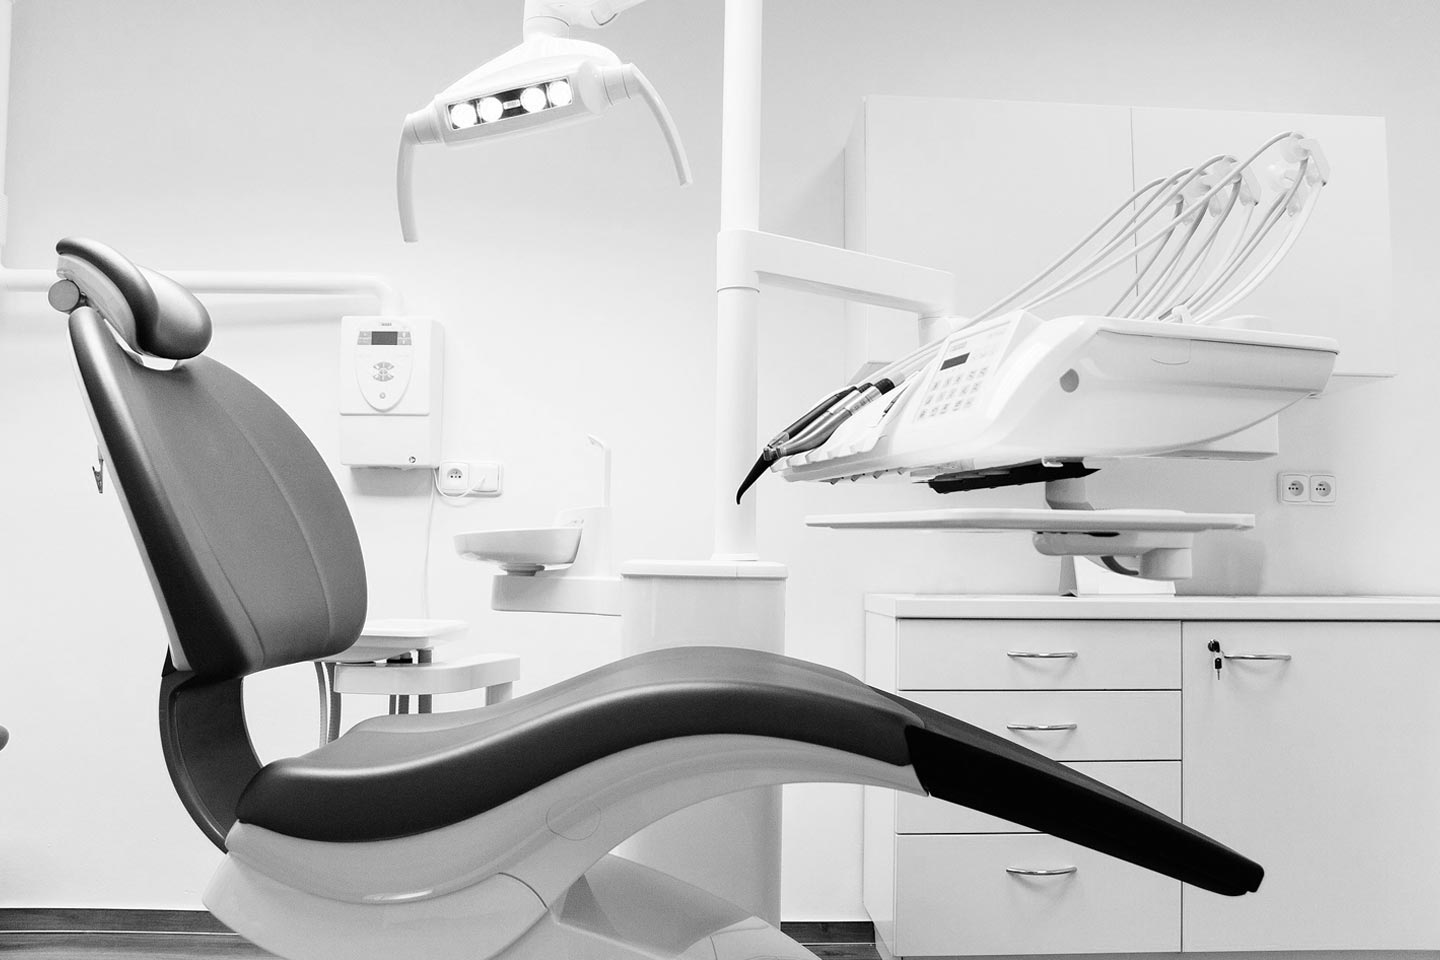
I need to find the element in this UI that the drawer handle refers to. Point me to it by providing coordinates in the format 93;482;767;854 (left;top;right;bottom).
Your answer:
1006;722;1078;732
1006;866;1078;877
1221;652;1292;662
1007;650;1079;660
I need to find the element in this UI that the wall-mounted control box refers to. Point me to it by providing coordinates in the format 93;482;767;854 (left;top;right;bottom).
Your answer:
339;316;443;468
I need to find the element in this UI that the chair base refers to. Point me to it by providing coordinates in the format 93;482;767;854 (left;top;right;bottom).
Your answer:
206;853;811;960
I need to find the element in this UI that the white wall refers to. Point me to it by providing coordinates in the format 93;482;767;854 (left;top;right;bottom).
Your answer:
1;0;1436;920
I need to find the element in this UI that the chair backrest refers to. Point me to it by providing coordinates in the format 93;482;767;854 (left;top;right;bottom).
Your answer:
67;262;366;682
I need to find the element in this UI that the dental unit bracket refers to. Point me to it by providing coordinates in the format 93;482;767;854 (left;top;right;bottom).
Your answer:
716;229;956;328
806;503;1254;598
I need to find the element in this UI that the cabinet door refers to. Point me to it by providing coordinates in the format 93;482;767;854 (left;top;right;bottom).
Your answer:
894;834;1179;956
1182;621;1440;951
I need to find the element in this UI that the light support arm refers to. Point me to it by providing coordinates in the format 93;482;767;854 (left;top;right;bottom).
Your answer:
523;0;655;35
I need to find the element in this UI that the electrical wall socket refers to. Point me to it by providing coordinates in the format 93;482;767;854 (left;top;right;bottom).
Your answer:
1277;472;1336;505
436;460;503;497
1278;473;1309;503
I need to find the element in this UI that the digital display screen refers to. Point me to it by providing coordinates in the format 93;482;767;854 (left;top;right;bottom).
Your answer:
940;352;970;370
371;331;399;346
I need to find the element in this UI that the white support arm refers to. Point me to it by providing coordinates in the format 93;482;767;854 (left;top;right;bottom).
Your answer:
716;229;956;319
524;0;653;32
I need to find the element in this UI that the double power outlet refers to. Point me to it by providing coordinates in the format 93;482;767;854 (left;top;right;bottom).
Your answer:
436;460;503;497
1277;472;1336;505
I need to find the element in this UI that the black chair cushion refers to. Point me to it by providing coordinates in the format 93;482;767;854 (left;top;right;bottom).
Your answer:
236;646;1263;897
238;647;916;842
70;307;367;680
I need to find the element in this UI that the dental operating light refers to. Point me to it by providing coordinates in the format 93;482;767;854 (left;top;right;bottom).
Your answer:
396;0;691;242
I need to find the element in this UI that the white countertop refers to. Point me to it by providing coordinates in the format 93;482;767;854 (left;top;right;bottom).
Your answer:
865;594;1440;621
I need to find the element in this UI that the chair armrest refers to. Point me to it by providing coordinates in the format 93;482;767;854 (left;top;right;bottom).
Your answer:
333;653;520;697
323;618;470;662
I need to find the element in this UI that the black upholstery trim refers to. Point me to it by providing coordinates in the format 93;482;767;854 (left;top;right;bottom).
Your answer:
882;691;1263;896
158;659;261;851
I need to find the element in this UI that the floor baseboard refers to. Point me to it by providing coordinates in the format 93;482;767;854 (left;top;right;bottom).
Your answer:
0;909;232;935
780;921;876;944
2;910;875;944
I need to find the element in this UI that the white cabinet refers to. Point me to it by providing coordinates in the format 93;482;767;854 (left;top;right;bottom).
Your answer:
864;595;1440;959
866;607;1184;958
1182;620;1440;951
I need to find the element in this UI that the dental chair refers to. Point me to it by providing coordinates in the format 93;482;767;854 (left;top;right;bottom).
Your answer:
53;237;1263;960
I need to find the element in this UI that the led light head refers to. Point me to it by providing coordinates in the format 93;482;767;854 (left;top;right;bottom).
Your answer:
395;32;691;242
449;101;478;129
547;79;574;107
478;96;504;123
519;85;548;113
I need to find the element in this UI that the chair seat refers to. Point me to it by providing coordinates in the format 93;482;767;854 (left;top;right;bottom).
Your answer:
234;646;1264;897
236;647;918;844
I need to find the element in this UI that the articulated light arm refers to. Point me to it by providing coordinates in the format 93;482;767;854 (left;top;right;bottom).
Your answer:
523;0;655;34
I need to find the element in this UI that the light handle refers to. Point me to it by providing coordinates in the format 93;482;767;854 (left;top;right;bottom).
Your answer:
397;110;440;243
606;63;691;186
397;126;419;243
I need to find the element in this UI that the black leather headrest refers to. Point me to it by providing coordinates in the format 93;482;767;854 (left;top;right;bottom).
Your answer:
51;237;212;361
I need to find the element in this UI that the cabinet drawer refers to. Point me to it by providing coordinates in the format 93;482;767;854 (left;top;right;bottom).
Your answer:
897;760;1180;834
893;833;1180;956
896;619;1179;690
911;691;1180;761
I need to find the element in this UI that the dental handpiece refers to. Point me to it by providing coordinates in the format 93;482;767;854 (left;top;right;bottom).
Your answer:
735;386;857;504
773;377;895;459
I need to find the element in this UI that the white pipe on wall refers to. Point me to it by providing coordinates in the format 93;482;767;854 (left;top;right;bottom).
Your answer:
0;268;403;315
156;272;403;315
712;0;764;560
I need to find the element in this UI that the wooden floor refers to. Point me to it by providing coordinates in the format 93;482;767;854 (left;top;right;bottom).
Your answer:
0;926;879;960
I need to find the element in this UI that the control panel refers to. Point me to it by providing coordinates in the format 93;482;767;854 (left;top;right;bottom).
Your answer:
354;325;415;412
911;311;1038;425
339;316;444;468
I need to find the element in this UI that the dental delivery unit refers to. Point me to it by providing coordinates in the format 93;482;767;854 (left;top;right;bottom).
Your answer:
742;132;1336;499
738;132;1338;590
